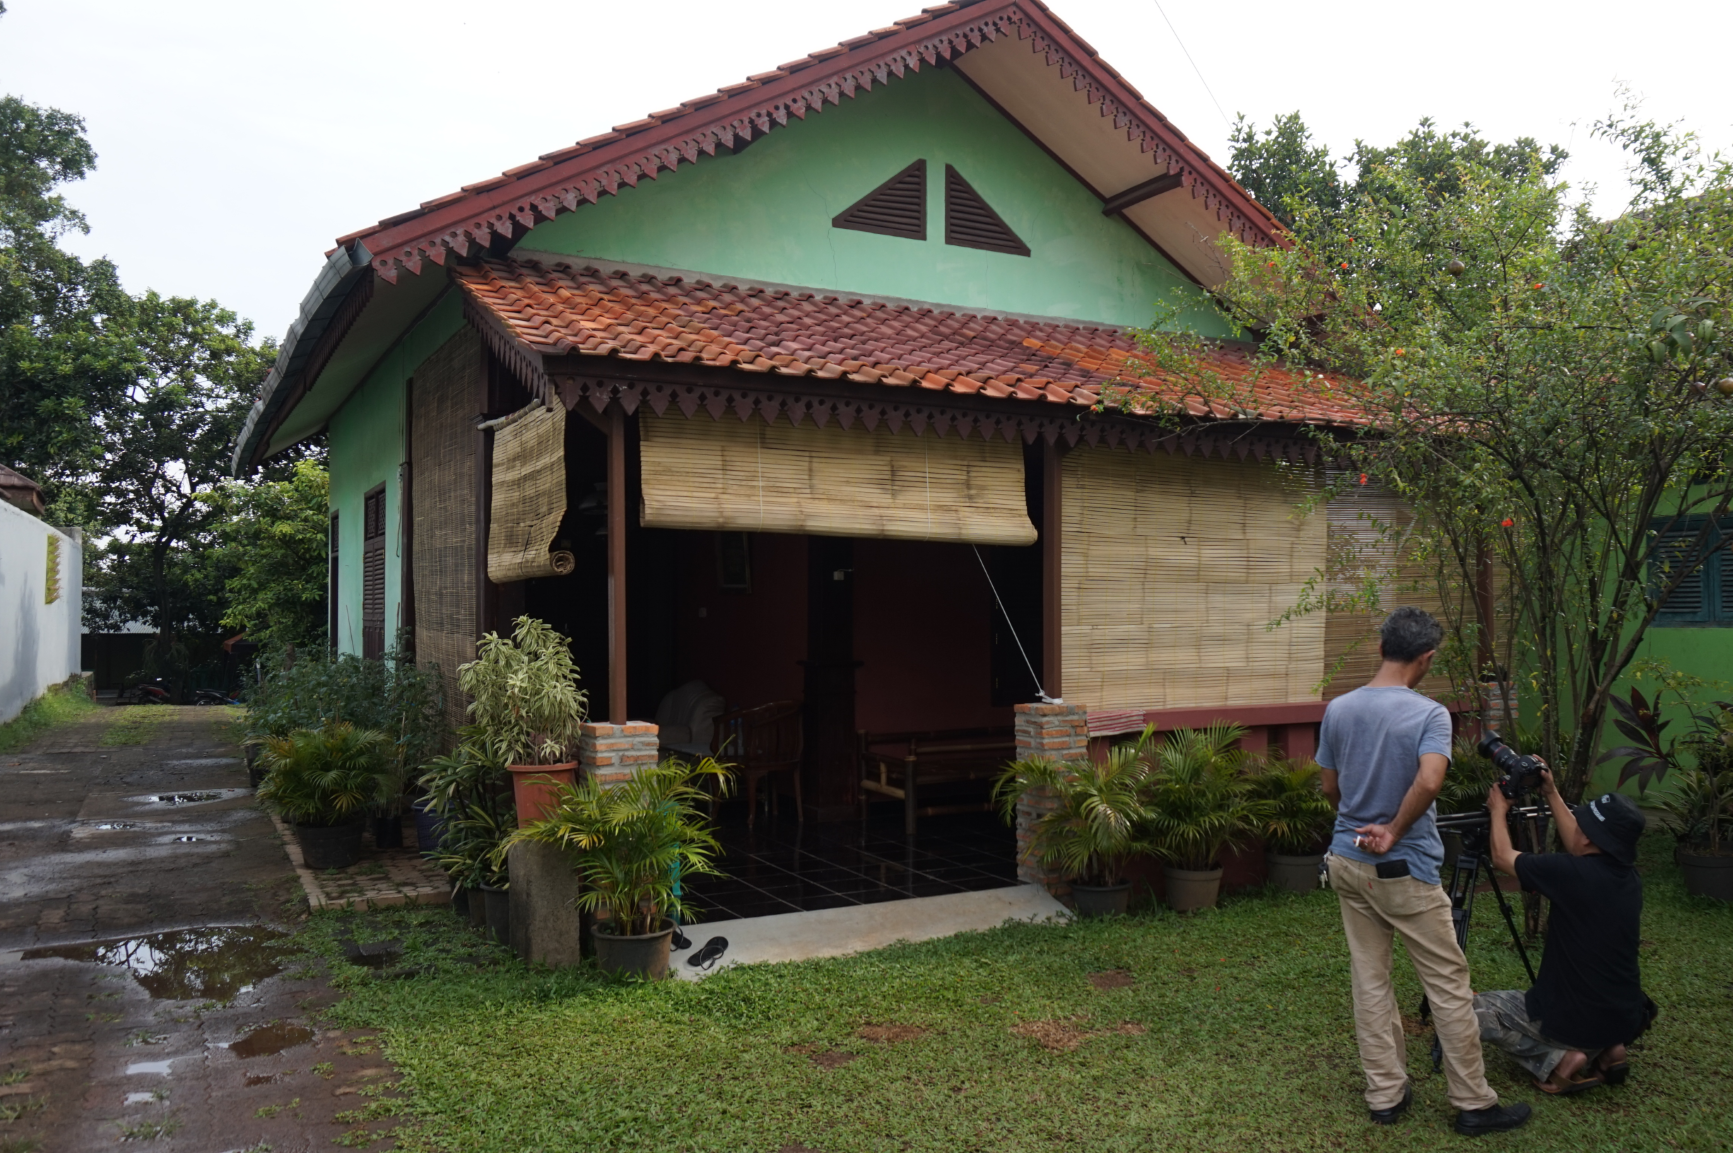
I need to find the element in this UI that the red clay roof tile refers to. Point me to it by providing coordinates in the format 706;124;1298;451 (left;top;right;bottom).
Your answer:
456;258;1367;426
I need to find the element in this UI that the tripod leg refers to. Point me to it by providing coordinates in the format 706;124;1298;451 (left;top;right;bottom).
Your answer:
1486;868;1539;985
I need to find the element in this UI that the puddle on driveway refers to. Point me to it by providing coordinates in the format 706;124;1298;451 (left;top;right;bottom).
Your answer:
90;821;144;831
21;926;291;1000
230;1022;315;1058
123;789;250;807
125;1059;174;1076
243;1072;281;1086
163;758;241;767
124;1091;161;1105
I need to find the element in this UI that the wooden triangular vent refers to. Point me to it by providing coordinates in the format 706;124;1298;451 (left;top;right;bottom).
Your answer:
944;165;1029;256
832;160;927;240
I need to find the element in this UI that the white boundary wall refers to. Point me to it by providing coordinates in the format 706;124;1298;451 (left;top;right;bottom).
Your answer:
0;499;83;724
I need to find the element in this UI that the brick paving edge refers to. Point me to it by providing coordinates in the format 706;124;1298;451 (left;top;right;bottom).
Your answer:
267;813;451;913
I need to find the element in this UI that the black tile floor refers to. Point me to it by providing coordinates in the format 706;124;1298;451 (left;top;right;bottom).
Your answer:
681;811;1020;923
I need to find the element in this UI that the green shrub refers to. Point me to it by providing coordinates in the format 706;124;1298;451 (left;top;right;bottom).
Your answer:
257;722;393;827
1249;757;1336;855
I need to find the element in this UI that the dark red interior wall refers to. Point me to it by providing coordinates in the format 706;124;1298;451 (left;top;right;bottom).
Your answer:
673;532;808;711
853;538;1009;734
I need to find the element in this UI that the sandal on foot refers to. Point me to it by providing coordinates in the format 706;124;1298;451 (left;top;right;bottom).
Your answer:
1534;1071;1605;1096
1599;1062;1630;1086
687;936;728;970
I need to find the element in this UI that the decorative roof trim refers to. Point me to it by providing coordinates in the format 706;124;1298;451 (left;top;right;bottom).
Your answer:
343;0;1282;284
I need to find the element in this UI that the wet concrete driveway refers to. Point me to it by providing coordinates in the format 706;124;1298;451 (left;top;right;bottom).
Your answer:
1;706;403;1151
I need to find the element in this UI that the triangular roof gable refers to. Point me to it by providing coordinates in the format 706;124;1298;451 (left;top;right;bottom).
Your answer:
340;1;1282;288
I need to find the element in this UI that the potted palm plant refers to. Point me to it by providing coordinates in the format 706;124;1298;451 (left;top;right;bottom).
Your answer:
257;722;393;870
1658;765;1733;901
420;728;512;918
1140;723;1270;912
458;616;589;827
505;755;734;979
1250;757;1336;893
993;745;1153;917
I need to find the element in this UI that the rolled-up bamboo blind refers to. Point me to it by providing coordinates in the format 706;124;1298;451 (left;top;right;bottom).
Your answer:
486;402;569;583
639;410;1037;546
1060;447;1326;712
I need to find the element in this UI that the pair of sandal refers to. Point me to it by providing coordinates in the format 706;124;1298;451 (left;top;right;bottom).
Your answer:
1533;1047;1628;1095
670;927;728;970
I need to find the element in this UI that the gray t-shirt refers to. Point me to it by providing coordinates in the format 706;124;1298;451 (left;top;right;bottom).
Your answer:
1316;685;1453;885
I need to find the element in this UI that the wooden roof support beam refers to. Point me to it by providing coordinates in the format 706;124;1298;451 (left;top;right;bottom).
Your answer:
1100;172;1184;217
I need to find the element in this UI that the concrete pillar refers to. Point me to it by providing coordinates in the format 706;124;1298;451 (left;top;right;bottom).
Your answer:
509;721;660;965
1013;702;1089;898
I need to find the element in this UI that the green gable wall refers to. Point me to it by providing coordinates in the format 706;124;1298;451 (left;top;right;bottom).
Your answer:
326;291;464;656
522;66;1225;333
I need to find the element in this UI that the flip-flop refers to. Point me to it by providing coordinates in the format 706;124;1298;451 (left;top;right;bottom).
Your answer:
671;928;692;951
1599;1062;1630;1086
687;936;728;970
1534;1071;1605;1096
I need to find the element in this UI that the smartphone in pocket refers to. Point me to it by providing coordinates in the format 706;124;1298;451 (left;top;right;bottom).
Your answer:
1375;859;1412;880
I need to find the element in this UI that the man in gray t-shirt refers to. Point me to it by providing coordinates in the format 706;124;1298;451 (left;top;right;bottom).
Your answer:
1316;607;1529;1137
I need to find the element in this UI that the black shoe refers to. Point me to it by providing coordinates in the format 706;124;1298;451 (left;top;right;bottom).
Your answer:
1454;1101;1532;1136
1369;1084;1412;1125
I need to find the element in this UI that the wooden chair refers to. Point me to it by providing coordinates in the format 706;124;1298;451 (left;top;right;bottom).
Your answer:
712;700;804;828
858;726;1016;835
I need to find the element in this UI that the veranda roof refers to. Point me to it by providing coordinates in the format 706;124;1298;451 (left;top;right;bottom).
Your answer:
456;258;1370;427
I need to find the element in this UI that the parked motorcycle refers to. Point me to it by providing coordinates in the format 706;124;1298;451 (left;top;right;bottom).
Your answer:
192;687;240;706
116;678;172;705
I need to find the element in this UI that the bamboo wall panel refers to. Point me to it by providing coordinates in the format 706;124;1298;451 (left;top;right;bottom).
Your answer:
487;401;569;583
639;410;1037;545
411;328;481;734
1321;476;1453;699
1061;448;1326;711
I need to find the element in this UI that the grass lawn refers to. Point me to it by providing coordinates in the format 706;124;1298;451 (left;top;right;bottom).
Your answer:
291;831;1732;1153
0;677;97;754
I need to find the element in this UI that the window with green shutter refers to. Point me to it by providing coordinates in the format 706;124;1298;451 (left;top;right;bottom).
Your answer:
1652;519;1733;625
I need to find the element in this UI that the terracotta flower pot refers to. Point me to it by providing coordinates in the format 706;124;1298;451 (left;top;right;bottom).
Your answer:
1266;852;1326;894
1070;881;1132;918
507;762;579;827
593;917;675;981
1163;865;1223;912
1678;850;1733;902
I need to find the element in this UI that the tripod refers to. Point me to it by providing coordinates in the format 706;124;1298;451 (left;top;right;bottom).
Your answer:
1421;804;1550;1070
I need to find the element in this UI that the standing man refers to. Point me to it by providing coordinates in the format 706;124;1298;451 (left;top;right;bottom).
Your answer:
1317;607;1531;1136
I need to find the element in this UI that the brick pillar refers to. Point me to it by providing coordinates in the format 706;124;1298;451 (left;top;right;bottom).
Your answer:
1481;682;1518;735
577;721;661;784
1013;702;1089;897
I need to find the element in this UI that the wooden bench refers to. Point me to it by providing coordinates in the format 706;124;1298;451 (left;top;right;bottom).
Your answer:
857;726;1016;835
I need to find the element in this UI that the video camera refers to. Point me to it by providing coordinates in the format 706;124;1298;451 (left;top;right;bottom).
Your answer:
1477;730;1545;800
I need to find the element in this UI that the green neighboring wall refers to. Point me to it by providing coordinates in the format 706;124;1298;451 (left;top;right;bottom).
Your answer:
326;292;464;657
522;65;1225;334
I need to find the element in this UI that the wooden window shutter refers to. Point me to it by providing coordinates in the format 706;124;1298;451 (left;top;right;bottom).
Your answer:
362;485;387;658
1653;526;1710;622
832;159;926;240
638;410;1037;546
944;165;1029;256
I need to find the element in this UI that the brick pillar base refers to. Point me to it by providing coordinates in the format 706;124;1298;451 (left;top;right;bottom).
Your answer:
1013;702;1089;898
577;721;660;784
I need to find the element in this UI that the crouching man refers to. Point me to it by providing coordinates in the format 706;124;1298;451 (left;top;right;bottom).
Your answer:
1478;772;1656;1094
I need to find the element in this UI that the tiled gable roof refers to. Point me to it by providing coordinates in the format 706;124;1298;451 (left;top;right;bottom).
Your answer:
456;258;1368;427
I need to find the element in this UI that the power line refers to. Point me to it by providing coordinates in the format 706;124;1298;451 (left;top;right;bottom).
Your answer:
1150;0;1232;129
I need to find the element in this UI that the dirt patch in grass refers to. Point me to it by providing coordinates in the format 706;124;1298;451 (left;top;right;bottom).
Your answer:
855;1024;926;1044
1088;969;1135;990
1401;1013;1428;1036
785;1045;857;1070
1013;1018;1146;1052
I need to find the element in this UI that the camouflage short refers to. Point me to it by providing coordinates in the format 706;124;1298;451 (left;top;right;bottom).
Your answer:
1473;989;1601;1081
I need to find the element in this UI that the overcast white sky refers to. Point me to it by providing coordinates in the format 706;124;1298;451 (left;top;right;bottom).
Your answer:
4;0;1729;343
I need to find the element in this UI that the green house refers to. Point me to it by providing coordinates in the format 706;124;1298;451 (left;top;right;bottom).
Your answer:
237;0;1394;912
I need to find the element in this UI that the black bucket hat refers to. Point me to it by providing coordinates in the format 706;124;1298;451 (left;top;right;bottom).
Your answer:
1575;791;1645;866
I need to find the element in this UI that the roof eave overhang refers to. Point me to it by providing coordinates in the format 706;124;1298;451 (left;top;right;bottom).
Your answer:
231;243;374;474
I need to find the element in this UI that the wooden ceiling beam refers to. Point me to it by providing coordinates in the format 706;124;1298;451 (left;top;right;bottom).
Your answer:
1100;172;1185;217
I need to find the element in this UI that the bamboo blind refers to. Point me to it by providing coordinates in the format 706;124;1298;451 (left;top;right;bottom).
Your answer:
638;410;1037;545
1060;447;1326;711
411;329;481;734
1321;475;1454;699
486;401;569;583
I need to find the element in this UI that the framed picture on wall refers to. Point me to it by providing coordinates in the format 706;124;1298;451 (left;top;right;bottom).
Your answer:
716;532;752;592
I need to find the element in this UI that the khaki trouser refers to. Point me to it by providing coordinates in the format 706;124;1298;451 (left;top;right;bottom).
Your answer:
1329;853;1498;1111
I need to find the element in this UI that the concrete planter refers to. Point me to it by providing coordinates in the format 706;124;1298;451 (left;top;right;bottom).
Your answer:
507;762;578;827
1678;850;1733;902
1266;852;1326;894
295;821;362;870
1163;866;1223;912
467;886;489;930
593;918;675;980
411;797;445;857
1070;881;1132;918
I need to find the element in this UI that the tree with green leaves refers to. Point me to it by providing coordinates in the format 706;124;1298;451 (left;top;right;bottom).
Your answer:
1189;108;1733;802
207;458;329;651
